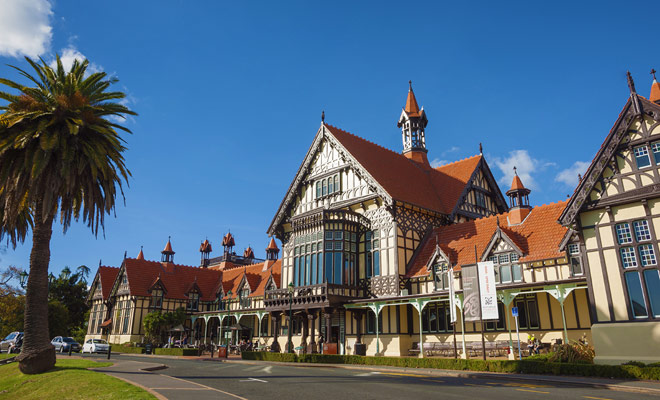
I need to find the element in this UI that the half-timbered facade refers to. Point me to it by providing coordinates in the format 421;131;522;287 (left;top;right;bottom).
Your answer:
559;73;660;364
263;84;509;354
84;237;282;346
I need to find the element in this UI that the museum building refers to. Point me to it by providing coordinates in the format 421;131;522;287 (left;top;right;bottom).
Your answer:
85;76;660;363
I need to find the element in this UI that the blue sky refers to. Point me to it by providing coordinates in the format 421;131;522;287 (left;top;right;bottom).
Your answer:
0;0;658;276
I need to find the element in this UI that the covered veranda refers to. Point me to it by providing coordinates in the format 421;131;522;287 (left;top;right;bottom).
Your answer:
345;282;588;358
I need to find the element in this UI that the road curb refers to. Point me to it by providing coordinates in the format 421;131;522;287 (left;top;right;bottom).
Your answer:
140;364;168;372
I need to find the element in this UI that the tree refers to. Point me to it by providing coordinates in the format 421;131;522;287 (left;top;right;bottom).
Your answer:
48;267;89;337
0;56;136;373
143;308;186;344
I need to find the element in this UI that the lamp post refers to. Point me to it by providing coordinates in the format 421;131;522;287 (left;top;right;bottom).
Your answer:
226;290;232;358
287;282;294;354
18;271;28;289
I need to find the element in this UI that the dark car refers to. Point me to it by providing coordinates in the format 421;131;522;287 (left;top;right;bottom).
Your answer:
51;336;81;353
0;332;23;353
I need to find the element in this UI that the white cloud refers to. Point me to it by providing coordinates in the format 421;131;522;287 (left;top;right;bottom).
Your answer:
430;158;448;168
50;47;102;74
109;87;136;124
494;150;539;190
0;0;53;58
441;146;460;156
555;161;590;188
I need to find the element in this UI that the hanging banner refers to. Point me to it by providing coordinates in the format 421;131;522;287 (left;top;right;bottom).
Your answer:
477;261;499;320
448;267;456;323
461;264;480;322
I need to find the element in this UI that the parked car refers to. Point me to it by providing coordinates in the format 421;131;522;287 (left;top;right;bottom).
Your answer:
51;336;81;353
0;332;23;353
82;338;109;354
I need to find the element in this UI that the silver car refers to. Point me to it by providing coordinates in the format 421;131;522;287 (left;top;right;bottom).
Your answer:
82;338;109;354
51;336;81;353
0;332;23;353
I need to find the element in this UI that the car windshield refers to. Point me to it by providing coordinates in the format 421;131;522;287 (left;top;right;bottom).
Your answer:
4;333;16;340
63;337;76;343
92;339;107;344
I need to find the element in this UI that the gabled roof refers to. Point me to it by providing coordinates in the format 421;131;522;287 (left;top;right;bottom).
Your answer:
88;266;119;302
407;201;569;278
327;125;496;214
559;94;660;225
268;123;502;235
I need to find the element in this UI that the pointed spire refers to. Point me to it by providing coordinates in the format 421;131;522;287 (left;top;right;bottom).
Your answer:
627;71;637;94
266;237;280;261
243;246;255;259
650;69;660;104
510;166;526;191
506;166;532;225
161;236;175;263
137;246;144;260
405;80;420;116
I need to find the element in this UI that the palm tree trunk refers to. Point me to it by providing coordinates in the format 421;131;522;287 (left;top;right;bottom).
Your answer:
16;200;56;374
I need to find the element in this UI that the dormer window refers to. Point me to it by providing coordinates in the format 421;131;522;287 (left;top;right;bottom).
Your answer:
490;252;523;284
150;289;163;309
238;286;251;308
216;291;226;310
568;243;583;276
188;291;199;311
432;262;449;291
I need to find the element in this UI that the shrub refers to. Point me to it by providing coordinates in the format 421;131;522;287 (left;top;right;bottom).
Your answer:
548;342;594;364
153;348;198;356
111;344;145;354
240;351;660;380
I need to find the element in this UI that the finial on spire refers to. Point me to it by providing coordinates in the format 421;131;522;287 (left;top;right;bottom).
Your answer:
124;251;127;260
578;173;582;181
627;71;637;94
479;143;483;155
99;259;102;267
652;69;658;81
321;110;325;122
409;80;412;91
513;166;518;176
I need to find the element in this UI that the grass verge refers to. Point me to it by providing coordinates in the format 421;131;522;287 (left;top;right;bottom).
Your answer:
0;358;156;399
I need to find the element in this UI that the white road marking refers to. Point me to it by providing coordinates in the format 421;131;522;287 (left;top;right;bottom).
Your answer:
261;366;272;374
240;377;268;383
160;374;248;400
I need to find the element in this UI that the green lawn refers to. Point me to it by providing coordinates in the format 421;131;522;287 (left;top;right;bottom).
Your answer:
0;358;156;399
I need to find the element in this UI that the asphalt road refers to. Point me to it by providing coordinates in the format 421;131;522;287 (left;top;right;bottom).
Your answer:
81;354;659;400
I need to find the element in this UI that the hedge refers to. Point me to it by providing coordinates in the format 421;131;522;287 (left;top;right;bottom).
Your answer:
153;348;198;356
241;352;660;381
109;344;145;354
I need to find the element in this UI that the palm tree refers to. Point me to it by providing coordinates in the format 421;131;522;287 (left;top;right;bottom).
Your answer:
0;56;135;374
76;265;90;283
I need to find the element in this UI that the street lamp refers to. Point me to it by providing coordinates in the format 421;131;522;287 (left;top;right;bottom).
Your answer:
18;271;28;288
226;290;232;359
287;282;294;354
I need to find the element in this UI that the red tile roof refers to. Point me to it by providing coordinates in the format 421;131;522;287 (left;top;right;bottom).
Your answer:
325;124;483;214
124;258;220;301
98;266;119;300
406;201;569;278
243;247;255;259
120;257;281;303
199;239;212;253
136;248;144;260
